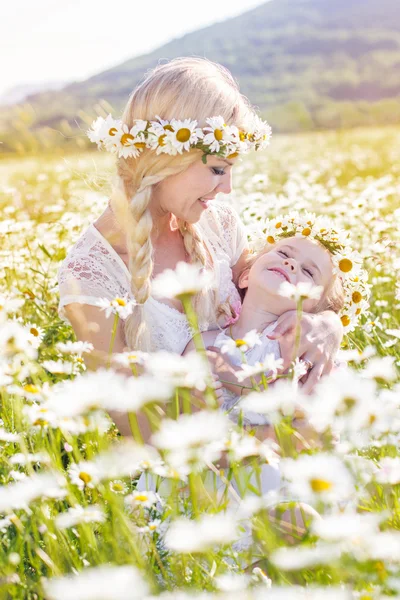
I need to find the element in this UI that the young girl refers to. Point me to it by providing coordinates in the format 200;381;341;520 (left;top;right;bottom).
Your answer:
184;211;369;432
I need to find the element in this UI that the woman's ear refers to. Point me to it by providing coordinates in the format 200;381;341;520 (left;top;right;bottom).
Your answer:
238;268;250;290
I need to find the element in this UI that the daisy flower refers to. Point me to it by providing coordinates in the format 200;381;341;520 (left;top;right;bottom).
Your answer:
55;505;105;529
125;490;160;510
164;118;203;154
43;565;149;600
202;116;237;153
165;512;239;553
24;322;45;349
280;453;355;503
96;295;136;319
68;462;101;490
278;280;323;302
152;261;214;299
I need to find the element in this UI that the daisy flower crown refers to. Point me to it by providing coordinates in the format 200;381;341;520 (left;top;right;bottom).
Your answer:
86;114;271;161
251;211;370;334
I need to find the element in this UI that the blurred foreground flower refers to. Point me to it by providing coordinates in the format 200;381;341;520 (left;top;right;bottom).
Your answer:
96;295;136;319
152;261;214;299
165;512;239;553
43;565;149;600
278;281;323;302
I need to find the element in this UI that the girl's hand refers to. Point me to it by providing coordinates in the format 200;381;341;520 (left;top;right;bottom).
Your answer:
267;310;343;393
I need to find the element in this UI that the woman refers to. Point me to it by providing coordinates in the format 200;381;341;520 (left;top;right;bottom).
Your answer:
58;57;342;438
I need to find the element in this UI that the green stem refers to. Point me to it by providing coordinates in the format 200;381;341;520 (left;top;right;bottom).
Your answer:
128;412;143;444
180;294;217;409
292;298;304;365
107;312;120;368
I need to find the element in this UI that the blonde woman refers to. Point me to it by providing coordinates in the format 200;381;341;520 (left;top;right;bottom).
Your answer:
58;58;342;438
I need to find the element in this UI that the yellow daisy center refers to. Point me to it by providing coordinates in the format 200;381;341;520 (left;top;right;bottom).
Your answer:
158;134;166;147
214;129;223;141
176;128;191;143
227;152;238;159
302;227;311;236
114;298;127;306
339;258;353;273
352;291;362;303
30;327;39;337
235;339;246;348
24;384;39;394
343;397;356;411
135;494;149;503
112;483;124;492
310;478;332;493
275;222;282;229
79;472;92;484
108;127;118;137
134;142;146;150
267;236;275;244
120;133;134;146
164;124;174;132
341;315;351;327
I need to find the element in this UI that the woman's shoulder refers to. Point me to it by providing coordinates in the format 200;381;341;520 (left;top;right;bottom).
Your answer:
58;223;129;290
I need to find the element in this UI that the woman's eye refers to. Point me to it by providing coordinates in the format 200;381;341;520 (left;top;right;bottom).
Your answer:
211;168;225;176
278;250;288;258
303;268;314;279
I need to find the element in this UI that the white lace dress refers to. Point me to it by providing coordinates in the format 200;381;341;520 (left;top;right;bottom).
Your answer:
57;202;247;352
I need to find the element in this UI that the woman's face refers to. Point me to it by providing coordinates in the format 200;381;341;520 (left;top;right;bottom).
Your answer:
240;237;334;313
151;156;236;223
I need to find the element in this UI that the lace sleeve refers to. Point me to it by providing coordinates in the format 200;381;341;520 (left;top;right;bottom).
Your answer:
213;203;249;266
57;253;129;320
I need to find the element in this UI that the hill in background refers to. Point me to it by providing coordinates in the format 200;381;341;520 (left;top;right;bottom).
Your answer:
2;0;400;153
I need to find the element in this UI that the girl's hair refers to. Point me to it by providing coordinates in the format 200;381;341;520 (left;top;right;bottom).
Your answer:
109;57;255;350
239;239;345;314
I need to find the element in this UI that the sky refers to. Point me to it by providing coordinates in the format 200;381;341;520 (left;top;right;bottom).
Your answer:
1;0;267;98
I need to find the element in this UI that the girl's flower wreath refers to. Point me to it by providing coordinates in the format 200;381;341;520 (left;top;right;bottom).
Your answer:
250;211;370;334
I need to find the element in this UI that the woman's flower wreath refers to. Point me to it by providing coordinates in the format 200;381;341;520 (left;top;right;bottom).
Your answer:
87;114;271;161
250;211;370;334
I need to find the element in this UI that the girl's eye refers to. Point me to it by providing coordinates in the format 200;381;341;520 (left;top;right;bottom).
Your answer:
303;267;314;279
278;250;288;258
211;168;226;176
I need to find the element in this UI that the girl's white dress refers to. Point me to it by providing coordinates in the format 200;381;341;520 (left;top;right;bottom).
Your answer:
57;202;246;353
213;322;280;427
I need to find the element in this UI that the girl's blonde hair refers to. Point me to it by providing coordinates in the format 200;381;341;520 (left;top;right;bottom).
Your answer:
239;239;345;314
110;57;255;350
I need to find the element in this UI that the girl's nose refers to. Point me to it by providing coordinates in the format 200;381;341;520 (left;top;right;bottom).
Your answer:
284;258;297;272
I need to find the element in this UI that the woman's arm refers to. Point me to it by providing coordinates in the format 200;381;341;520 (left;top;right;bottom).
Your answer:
267;310;343;393
64;302;151;439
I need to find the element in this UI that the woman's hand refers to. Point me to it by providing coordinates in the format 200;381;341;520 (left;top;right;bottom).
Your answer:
267;310;343;393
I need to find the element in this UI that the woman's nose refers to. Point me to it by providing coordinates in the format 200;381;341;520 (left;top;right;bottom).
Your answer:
284;258;297;272
216;171;232;194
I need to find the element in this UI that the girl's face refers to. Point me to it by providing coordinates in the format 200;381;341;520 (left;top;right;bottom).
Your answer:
240;237;335;313
151;156;236;223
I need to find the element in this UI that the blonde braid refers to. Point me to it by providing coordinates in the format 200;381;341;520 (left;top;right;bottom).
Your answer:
178;220;233;326
111;169;165;351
